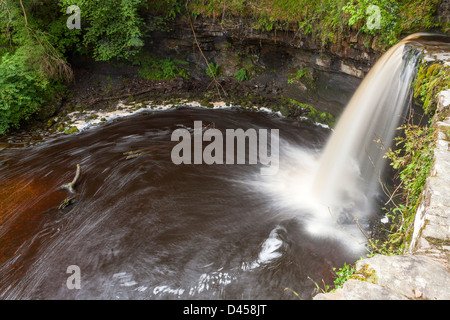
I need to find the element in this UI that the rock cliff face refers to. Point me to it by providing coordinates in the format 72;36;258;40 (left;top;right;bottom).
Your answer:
440;0;450;31
158;17;382;71
409;89;450;264
147;17;383;115
65;15;384;124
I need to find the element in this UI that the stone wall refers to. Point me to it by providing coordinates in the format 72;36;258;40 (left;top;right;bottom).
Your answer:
409;89;450;264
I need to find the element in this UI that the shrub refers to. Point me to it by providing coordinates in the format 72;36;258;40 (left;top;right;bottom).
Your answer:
0;51;51;134
59;0;146;61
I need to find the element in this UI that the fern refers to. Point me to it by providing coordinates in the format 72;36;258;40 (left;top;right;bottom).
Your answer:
206;62;220;78
234;68;249;82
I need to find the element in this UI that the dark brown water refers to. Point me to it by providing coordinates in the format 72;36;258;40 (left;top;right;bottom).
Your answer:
0;107;361;300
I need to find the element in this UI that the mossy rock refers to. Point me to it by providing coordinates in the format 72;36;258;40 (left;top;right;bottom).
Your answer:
64;126;79;135
414;61;450;117
351;264;378;284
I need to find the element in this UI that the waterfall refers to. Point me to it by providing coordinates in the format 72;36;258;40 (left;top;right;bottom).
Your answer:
312;34;423;223
246;34;427;254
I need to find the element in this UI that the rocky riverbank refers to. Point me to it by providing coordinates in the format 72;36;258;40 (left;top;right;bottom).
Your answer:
2;16;374;146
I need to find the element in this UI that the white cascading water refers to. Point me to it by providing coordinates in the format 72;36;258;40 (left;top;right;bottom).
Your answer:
252;34;423;254
312;34;423;221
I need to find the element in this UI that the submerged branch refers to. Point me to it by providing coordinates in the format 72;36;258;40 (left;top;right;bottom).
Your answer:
61;164;81;194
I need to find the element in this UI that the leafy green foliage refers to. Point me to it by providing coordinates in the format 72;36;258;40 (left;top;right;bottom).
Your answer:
342;0;440;47
144;0;185;31
369;57;446;256
342;0;398;45
0;1;72;134
379;123;436;252
188;0;246;19
0;0;444;135
332;263;356;290
45;15;82;56
309;262;356;294
0;51;50;134
385;124;435;209
0;0;189;134
59;0;145;61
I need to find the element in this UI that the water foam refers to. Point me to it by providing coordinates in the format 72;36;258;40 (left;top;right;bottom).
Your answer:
248;144;369;254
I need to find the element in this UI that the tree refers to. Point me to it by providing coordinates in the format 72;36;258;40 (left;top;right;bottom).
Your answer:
0;0;72;134
59;0;146;61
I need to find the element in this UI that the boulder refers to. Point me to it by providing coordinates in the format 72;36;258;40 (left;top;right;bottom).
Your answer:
314;255;450;300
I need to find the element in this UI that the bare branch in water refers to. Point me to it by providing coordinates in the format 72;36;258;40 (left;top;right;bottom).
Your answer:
61;164;81;194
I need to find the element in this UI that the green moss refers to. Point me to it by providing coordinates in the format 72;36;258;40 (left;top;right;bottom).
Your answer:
288;98;336;127
425;237;450;247
200;99;214;108
414;61;450;117
131;52;190;81
64;126;79;135
350;264;378;284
